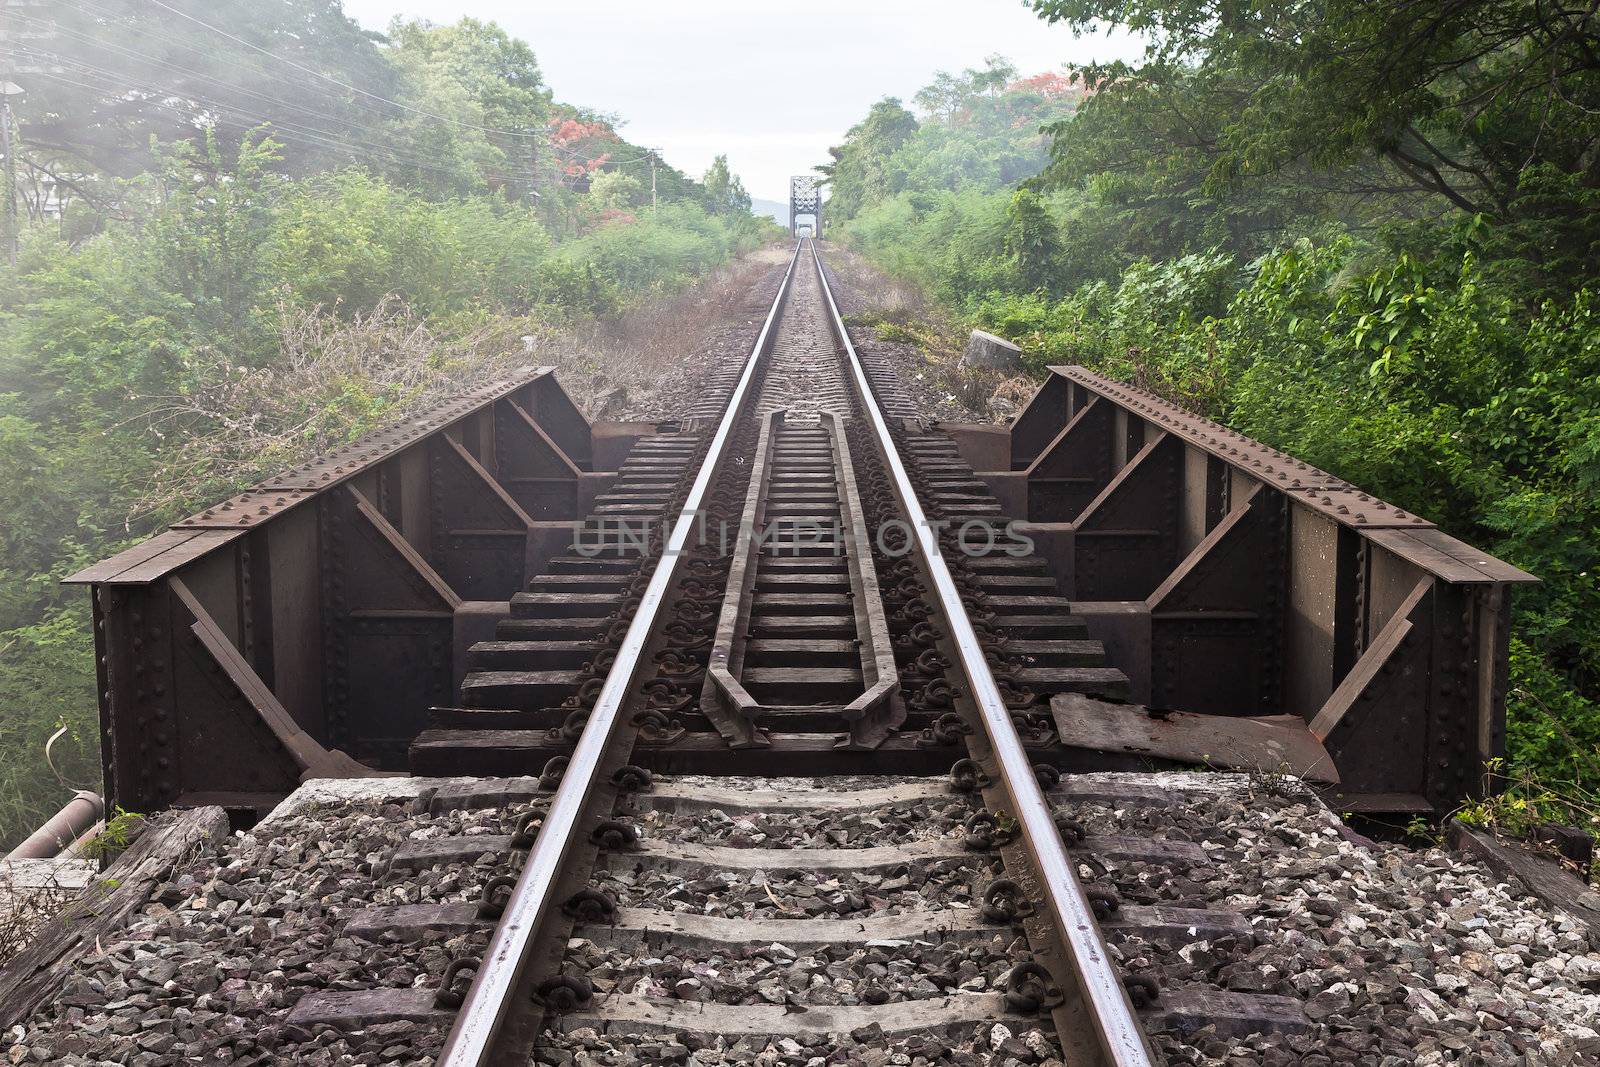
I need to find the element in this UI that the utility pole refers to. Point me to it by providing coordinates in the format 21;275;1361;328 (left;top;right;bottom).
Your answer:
0;83;20;268
649;150;658;213
526;127;541;201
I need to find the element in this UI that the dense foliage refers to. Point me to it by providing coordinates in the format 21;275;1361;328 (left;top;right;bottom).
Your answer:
0;5;769;845
830;35;1600;819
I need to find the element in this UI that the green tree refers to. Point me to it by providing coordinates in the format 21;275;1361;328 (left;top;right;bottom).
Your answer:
819;98;918;221
701;155;751;216
1029;0;1600;286
587;170;643;211
1003;188;1063;295
381;18;553;198
14;0;397;184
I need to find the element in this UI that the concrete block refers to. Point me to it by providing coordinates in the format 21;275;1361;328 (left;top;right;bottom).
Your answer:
961;330;1023;372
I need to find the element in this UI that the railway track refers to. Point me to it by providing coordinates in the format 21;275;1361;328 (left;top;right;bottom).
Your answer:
268;242;1308;1066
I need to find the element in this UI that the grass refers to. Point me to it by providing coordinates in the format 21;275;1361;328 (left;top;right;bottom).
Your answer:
827;249;1042;424
0;868;73;967
1454;760;1600;881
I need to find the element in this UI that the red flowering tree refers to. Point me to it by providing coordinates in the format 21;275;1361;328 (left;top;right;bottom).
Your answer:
548;116;619;188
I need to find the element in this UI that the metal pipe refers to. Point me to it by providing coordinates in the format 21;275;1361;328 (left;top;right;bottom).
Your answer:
6;791;104;861
809;242;1157;1067
435;241;805;1067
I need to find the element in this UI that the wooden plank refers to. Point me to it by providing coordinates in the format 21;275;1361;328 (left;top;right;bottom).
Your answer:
1143;986;1309;1038
1365;528;1536;585
1448;823;1600;937
0;807;230;1029
1049;780;1178;808
62;529;245;586
558;992;1018;1038
643;780;942;813
424;776;545;814
62;530;203;584
1315;790;1433;815
1103;904;1251;944
387;835;513;872
343;900;1245;957
1074;835;1207;865
292;989;1023;1037
288;987;449;1028
619;838;972;873
384;826;1201;880
583;908;1002;950
408;729;984;778
743;667;860;685
344;902;480;942
1051;693;1340;784
344;902;1004;948
621;834;1203;873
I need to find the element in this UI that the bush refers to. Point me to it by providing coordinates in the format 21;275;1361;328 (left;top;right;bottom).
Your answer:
0;139;762;847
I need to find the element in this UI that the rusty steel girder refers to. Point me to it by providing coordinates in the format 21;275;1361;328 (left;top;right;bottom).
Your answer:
990;365;1538;815
67;368;602;819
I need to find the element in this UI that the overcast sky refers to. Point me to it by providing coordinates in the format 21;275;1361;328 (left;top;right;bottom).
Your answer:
339;0;1144;201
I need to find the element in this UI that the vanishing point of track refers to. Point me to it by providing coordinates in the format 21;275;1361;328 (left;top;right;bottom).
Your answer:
431;242;1156;1066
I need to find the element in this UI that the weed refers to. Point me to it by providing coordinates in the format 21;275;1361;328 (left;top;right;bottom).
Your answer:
1403;815;1441;846
80;807;145;863
1453;758;1600;880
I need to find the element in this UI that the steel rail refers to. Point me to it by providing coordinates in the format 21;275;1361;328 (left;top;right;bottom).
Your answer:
434;241;805;1067
808;241;1158;1067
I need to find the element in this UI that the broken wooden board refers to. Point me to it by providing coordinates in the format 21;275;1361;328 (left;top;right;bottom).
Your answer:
1448;822;1600;938
1051;693;1339;784
0;806;230;1029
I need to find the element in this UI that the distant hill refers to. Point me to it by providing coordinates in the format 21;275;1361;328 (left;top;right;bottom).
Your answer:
751;198;789;227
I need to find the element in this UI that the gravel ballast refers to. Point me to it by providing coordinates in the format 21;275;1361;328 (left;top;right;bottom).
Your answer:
4;772;1598;1066
3;783;520;1065
1057;773;1600;1066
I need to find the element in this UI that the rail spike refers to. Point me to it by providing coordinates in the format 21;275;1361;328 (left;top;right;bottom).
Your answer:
475;875;518;921
963;809;1016;851
1004;961;1065;1013
536;975;594;1013
1124;973;1161;1008
561;888;617;924
538;756;569;790
589;818;639;851
610;765;654;793
509;809;544;850
433;956;481;1011
981;878;1037;923
1086;886;1121;920
948;757;992;792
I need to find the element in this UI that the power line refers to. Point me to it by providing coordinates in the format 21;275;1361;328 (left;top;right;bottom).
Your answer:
14;59;523;185
6;12;406;144
9;5;667;194
7;36;586;194
45;0;384;114
9;51;457;174
136;0;542;142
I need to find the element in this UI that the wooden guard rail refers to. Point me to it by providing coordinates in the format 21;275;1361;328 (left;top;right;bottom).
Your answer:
65;368;631;817
946;365;1537;815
